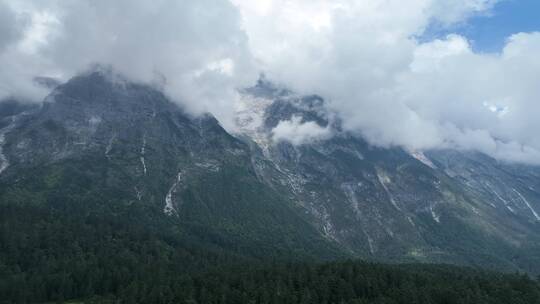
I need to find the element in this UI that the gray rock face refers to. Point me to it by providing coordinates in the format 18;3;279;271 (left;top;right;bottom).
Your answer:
1;71;540;272
0;70;343;260
3;70;259;213
236;79;540;272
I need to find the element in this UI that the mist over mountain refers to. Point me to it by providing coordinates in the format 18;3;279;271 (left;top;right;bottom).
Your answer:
2;68;540;263
1;0;540;164
0;63;539;303
2;1;540;303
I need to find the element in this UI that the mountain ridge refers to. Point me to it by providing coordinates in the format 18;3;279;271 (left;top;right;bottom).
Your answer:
1;70;540;275
234;77;540;272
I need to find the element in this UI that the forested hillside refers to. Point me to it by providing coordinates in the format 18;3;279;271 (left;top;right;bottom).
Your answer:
2;71;540;304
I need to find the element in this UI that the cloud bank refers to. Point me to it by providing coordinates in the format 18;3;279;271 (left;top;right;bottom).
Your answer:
0;0;257;130
233;0;540;164
272;115;331;145
1;0;540;164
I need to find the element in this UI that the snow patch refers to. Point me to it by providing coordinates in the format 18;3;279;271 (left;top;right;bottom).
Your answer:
484;182;515;212
164;171;183;216
0;116;18;175
407;216;416;227
430;204;440;223
234;94;273;156
319;207;339;242
282;169;306;194
376;169;402;211
134;186;142;200
194;161;220;172
341;182;361;217
140;157;147;175
89;116;102;125
512;188;540;221
407;149;436;169
140;135;147;175
366;234;375;255
105;133;116;158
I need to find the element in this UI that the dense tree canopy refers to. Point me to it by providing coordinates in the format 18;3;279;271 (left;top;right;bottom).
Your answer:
1;202;539;304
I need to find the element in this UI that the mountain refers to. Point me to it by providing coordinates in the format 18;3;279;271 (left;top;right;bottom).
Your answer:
1;70;540;302
235;77;540;273
0;69;342;260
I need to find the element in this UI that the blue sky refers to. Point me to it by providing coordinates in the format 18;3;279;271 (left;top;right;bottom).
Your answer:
424;0;540;53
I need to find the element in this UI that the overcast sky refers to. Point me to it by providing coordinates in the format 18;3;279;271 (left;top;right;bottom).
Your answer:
1;0;540;164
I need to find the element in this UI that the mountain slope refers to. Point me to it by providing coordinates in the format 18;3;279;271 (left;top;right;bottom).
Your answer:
0;70;343;262
235;78;540;273
1;70;540;284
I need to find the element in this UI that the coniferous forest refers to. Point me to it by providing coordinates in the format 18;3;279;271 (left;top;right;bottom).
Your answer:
1;202;540;304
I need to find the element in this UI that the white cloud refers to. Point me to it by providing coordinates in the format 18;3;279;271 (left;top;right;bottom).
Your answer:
2;0;540;164
0;1;50;101
0;0;257;129
397;32;540;163
427;0;497;25
272;115;331;145
232;0;540;164
0;1;26;51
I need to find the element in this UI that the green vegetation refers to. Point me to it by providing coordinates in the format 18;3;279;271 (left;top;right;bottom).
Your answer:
1;151;540;304
2;212;539;304
1;195;540;303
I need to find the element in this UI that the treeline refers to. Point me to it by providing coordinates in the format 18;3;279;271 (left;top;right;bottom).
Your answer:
88;261;540;304
4;256;540;303
0;202;249;304
186;262;540;304
1;199;540;303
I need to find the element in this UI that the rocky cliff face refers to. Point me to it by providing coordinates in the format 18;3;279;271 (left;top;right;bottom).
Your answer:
235;78;540;272
0;70;342;260
1;71;539;272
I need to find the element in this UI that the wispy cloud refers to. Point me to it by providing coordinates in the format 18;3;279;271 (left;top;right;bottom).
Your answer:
2;0;540;164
